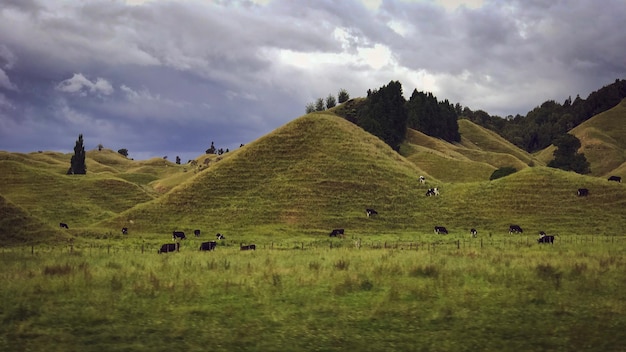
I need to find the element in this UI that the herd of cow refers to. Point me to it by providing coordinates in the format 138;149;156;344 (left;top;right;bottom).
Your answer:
56;175;621;250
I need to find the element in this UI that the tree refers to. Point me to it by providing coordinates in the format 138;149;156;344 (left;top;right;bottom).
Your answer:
206;141;216;154
547;134;590;174
338;89;350;104
315;98;325;111
175;156;181;164
68;134;87;175
358;80;407;151
305;102;316;114
117;148;129;157
325;94;337;109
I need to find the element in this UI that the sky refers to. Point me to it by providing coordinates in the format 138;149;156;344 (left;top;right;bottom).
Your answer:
1;0;625;162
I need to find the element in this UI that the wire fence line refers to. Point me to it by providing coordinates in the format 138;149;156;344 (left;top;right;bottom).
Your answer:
3;234;625;256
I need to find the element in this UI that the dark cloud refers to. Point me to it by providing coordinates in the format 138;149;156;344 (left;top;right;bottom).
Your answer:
1;0;624;161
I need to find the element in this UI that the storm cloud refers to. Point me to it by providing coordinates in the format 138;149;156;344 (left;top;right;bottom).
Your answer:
1;0;624;161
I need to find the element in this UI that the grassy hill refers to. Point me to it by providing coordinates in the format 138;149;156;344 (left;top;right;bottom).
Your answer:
535;98;626;177
400;119;539;183
1;105;626;245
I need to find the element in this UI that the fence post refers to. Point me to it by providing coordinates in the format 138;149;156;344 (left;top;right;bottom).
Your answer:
480;238;483;249
457;240;460;249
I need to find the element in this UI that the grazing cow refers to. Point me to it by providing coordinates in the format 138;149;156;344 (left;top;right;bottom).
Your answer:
608;175;622;183
537;235;555;244
470;228;478;237
366;208;378;217
434;226;448;234
425;187;440;196
158;243;179;253
240;244;256;251
329;228;345;237
194;229;201;237
59;223;69;229
577;188;589;197
539;231;547;237
199;241;217;251
509;225;523;234
215;233;225;240
419;176;425;184
172;231;186;240
122;227;128;235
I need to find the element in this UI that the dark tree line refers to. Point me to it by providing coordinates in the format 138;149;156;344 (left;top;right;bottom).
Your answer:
406;90;460;143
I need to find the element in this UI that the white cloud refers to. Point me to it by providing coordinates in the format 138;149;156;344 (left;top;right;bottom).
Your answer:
0;68;18;91
56;73;114;96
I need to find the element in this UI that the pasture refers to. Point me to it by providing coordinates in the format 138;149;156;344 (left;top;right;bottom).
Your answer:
2;234;626;352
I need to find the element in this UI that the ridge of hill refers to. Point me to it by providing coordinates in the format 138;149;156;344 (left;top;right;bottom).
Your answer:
104;112;431;234
0;194;67;244
535;98;626;177
400;119;539;182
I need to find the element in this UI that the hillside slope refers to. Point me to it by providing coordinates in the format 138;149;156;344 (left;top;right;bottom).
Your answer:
401;120;538;182
108;112;432;234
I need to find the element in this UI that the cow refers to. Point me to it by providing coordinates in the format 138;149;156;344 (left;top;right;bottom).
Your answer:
470;228;478;238
419;176;426;184
539;231;547;237
366;208;378;217
509;225;523;234
59;223;69;229
215;233;225;240
158;243;179;253
537;235;555;244
172;231;186;240
608;175;622;183
199;241;217;251
434;226;448;234
240;244;256;251
426;187;440;196
194;229;201;237
329;228;345;237
577;188;589;197
122;227;128;235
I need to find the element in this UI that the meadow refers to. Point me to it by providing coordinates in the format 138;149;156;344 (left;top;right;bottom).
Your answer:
2;234;626;352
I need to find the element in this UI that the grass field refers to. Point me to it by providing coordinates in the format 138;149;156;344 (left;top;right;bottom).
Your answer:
2;236;626;352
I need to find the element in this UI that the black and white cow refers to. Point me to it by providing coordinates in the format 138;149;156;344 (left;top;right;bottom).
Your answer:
59;222;69;229
470;228;478;237
537;235;554;244
539;231;547;237
199;241;217;251
366;208;378;217
215;233;225;240
577;188;589;197
608;175;622;183
194;229;201;237
158;243;179;253
434;226;448;234
122;227;128;235
329;228;345;237
172;231;186;240
425;187;440;196
509;225;523;234
419;176;426;184
240;244;256;251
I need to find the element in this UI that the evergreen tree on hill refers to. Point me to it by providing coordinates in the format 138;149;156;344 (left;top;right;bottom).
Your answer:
358;81;407;151
67;134;86;175
547;134;590;174
406;90;460;142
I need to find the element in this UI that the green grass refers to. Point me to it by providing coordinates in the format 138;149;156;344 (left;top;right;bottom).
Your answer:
1;239;626;351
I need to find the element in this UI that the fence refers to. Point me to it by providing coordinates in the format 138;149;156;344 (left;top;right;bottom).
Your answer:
2;234;625;256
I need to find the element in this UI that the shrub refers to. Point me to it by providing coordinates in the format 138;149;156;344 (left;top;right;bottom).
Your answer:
490;166;517;180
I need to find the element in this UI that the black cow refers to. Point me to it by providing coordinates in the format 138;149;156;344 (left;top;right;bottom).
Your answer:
577;188;589;197
539;231;547;237
59;223;69;229
199;241;217;251
366;208;378;217
194;229;201;237
158;243;179;253
509;225;523;234
537;235;555;244
425;187;440;196
434;226;448;234
215;233;225;240
172;231;186;240
122;227;128;235
608;175;622;183
470;228;478;237
329;229;345;237
240;244;256;251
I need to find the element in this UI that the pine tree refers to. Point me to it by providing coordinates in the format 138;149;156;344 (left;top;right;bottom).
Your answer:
68;134;87;175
